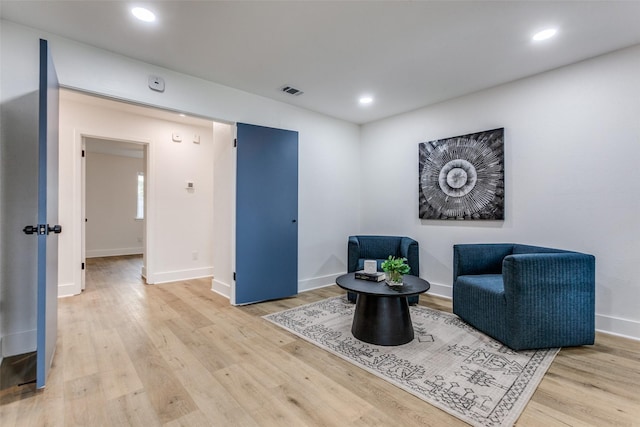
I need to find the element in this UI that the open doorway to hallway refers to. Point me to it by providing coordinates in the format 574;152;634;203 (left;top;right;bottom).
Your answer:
84;255;144;292
59;89;224;295
82;138;147;290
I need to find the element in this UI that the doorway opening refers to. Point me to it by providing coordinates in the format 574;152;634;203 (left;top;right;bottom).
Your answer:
60;88;231;296
81;137;148;289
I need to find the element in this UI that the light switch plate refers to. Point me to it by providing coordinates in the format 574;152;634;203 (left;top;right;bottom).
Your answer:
172;132;182;142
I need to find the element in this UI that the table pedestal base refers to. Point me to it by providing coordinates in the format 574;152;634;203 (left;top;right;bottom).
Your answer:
352;294;413;346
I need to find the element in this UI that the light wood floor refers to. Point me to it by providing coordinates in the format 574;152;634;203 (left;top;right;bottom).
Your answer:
1;255;639;426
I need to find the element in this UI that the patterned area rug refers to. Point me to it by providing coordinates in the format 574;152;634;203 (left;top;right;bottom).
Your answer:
264;296;558;427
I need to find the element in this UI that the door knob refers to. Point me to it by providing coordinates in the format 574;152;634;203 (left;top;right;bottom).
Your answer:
48;225;62;234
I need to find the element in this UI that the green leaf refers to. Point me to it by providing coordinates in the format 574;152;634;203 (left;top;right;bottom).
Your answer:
381;255;410;274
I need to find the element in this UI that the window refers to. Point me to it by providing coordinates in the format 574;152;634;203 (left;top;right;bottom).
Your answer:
136;172;144;220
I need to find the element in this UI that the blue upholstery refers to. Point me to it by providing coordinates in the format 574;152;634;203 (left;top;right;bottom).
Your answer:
453;243;595;350
348;235;420;305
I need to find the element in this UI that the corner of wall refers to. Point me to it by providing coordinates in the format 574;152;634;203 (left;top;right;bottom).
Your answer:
211;278;230;299
58;282;80;298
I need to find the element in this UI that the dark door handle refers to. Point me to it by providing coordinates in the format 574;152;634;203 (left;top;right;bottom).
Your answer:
23;225;37;235
23;224;62;235
292;219;297;223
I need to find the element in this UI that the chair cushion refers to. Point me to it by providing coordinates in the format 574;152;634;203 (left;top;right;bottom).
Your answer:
453;274;509;344
456;274;504;294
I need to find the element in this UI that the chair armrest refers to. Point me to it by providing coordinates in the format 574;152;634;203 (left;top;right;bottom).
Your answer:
347;236;360;273
502;253;596;301
400;237;419;276
453;243;514;282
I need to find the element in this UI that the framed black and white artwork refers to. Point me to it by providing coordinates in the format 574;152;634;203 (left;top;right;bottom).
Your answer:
418;128;504;220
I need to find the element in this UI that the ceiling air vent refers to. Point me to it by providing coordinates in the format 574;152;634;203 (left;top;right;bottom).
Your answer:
280;85;304;96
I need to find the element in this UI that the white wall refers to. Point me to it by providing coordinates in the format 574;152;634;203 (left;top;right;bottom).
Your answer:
59;92;216;291
85;151;144;258
211;122;235;298
0;21;40;357
360;45;640;340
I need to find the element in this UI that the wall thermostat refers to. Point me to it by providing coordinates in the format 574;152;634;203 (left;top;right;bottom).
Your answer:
148;75;165;92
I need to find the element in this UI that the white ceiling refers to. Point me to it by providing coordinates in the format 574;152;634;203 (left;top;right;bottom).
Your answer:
3;1;640;124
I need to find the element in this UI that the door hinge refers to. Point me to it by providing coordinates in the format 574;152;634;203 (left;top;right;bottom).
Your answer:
81;262;85;270
82;149;85;157
233;272;236;281
233;138;237;148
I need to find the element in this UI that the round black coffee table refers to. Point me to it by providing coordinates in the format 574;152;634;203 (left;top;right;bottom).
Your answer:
336;273;430;346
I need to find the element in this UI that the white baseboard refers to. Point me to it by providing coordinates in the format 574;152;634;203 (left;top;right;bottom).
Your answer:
212;273;346;302
211;278;231;299
425;282;452;299
152;267;214;284
2;329;36;358
58;282;80;298
86;247;143;258
596;314;640;341
298;273;343;292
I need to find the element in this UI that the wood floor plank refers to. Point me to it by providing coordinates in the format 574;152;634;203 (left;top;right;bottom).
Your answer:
212;363;311;426
161;409;212;427
1;254;639;426
116;319;198;424
104;389;162;427
61;319;99;382
63;373;110;426
143;322;258;426
93;328;144;401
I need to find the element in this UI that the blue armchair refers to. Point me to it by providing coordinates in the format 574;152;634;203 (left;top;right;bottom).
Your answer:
453;243;595;350
348;235;420;305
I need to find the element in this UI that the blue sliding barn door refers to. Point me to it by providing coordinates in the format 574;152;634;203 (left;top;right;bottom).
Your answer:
36;39;60;388
235;123;298;305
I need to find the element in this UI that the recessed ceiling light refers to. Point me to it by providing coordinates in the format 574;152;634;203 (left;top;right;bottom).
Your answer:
179;113;186;117
359;96;374;105
132;7;156;23
532;28;557;42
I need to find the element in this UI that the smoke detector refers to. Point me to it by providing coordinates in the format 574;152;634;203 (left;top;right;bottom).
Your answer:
280;85;304;96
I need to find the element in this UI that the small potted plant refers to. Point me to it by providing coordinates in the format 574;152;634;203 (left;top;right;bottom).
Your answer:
381;256;410;286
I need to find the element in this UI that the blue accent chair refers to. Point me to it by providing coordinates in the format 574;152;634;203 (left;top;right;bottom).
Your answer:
453;243;596;350
348;235;420;305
